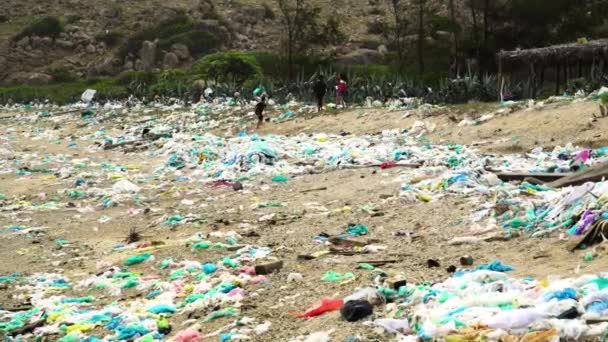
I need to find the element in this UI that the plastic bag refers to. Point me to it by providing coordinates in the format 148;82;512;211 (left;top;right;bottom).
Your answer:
296;298;343;318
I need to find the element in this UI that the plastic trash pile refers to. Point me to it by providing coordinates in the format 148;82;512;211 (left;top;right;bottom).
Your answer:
0;233;275;340
365;266;608;341
3;97;608;341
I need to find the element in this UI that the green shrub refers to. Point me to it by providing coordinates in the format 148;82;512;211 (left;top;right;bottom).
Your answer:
429;15;461;35
158;29;220;56
366;19;386;35
0;79;127;105
243;51;330;81
48;67;77;83
115;71;158;86
320;17;346;45
15;16;64;41
348;64;392;78
148;69;193;98
192;51;262;83
359;39;383;50
119;14;221;59
119;14;192;57
95;31;125;47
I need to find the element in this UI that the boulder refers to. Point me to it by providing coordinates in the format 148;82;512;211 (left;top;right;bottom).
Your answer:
85;44;96;54
30;36;42;49
138;40;157;71
337;48;384;65
377;44;388;55
64;24;81;33
6;72;53;85
39;37;53;48
196;0;216;15
236;6;266;25
16;36;30;49
134;59;144;71
171;43;190;60
91;57;122;76
124;60;134;70
163;52;179;69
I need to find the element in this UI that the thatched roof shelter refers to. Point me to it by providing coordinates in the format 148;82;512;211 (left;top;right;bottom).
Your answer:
497;39;608;67
496;39;608;99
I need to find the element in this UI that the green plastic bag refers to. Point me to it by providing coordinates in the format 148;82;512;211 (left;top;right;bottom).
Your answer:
271;175;289;183
321;271;355;282
124;253;152;266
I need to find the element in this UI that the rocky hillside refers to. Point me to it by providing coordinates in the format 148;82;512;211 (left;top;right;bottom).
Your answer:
0;0;395;85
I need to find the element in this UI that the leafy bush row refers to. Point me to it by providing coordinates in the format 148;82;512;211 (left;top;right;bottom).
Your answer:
118;14;221;59
14;16;64;41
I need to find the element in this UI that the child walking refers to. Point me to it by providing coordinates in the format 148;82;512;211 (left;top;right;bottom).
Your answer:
335;73;347;108
255;95;267;128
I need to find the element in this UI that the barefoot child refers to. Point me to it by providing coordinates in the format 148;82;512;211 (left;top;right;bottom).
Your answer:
335;73;347;108
313;75;327;112
255;95;267;128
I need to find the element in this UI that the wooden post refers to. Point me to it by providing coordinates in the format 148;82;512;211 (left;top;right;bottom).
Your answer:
497;56;503;102
565;63;570;93
530;63;537;98
555;64;561;95
539;66;545;97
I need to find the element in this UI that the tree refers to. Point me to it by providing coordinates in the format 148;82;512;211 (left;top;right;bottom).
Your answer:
192;52;262;84
448;0;458;76
275;0;322;79
416;0;426;75
385;0;409;72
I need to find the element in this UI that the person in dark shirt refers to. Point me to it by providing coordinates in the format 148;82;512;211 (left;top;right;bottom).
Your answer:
312;75;327;113
255;95;267;128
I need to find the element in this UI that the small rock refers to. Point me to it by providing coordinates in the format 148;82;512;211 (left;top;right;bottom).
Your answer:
171;43;190;60
163;52;179;69
254;260;283;275
30;36;42;48
85;44;96;54
287;273;303;282
56;39;75;49
139;40;157;70
16;36;31;49
232;181;243;191
39;37;53;47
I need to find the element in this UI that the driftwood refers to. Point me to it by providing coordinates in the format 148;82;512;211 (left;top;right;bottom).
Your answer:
547;161;608;188
358;259;399;266
300;187;327;193
345;162;422;169
566;219;608;251
494;161;608;188
104;140;144;150
494;172;571;183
